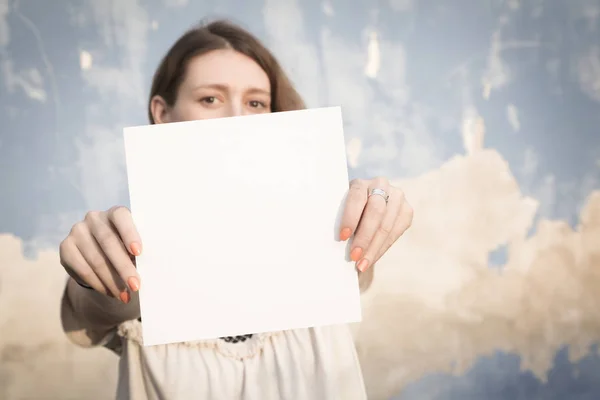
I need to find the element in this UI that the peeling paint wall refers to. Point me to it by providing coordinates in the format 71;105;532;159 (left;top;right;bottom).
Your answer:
1;0;599;399
0;237;118;399
354;152;600;399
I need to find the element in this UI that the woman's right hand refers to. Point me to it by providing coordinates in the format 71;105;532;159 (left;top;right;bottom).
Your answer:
59;206;142;303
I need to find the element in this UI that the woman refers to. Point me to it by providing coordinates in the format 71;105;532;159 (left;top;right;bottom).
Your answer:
59;20;414;400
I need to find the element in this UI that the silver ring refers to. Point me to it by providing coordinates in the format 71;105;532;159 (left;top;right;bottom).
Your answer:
368;188;389;204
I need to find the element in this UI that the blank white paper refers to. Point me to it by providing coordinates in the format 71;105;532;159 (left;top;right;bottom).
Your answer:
123;106;362;346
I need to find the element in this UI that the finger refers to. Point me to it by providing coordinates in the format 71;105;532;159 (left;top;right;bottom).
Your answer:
75;217;128;301
350;178;390;263
88;210;140;293
375;201;414;261
107;206;142;257
356;188;404;272
60;236;109;295
339;179;369;241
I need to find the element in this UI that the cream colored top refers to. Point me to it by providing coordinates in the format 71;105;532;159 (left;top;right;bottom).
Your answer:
60;279;368;400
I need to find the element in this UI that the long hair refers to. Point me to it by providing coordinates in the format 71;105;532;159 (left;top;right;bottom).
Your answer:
148;20;305;123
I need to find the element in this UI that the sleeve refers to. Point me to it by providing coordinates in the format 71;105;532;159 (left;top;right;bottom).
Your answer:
60;278;141;350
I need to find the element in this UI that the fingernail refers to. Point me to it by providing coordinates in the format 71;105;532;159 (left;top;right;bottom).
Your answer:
130;242;142;256
357;258;369;272
127;277;140;292
350;247;363;262
120;290;131;304
340;227;352;241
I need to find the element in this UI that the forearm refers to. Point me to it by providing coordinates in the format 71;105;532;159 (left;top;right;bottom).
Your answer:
60;278;140;347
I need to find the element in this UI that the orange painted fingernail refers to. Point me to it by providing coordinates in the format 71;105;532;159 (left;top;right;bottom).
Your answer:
127;277;140;292
350;247;363;262
340;228;352;241
357;258;369;272
120;290;130;304
130;242;142;256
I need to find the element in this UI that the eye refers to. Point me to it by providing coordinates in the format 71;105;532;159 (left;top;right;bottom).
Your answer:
200;96;217;104
248;100;267;108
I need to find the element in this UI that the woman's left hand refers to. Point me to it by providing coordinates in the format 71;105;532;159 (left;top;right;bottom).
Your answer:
339;177;413;272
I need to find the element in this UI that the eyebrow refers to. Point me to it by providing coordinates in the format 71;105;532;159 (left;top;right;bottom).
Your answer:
192;84;270;96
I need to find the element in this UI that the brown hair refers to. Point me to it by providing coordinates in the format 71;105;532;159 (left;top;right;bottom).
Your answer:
148;19;305;123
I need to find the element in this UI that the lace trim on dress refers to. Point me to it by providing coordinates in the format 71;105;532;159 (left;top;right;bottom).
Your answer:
116;319;281;361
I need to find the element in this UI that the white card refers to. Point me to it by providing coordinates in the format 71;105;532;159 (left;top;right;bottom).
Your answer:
123;106;362;346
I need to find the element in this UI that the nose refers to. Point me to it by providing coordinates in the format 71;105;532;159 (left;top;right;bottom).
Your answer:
226;101;243;117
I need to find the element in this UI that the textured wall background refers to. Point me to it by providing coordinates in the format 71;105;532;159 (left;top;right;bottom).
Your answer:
1;0;600;399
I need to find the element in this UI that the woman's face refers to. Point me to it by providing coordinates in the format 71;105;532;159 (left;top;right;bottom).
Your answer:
151;49;272;124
